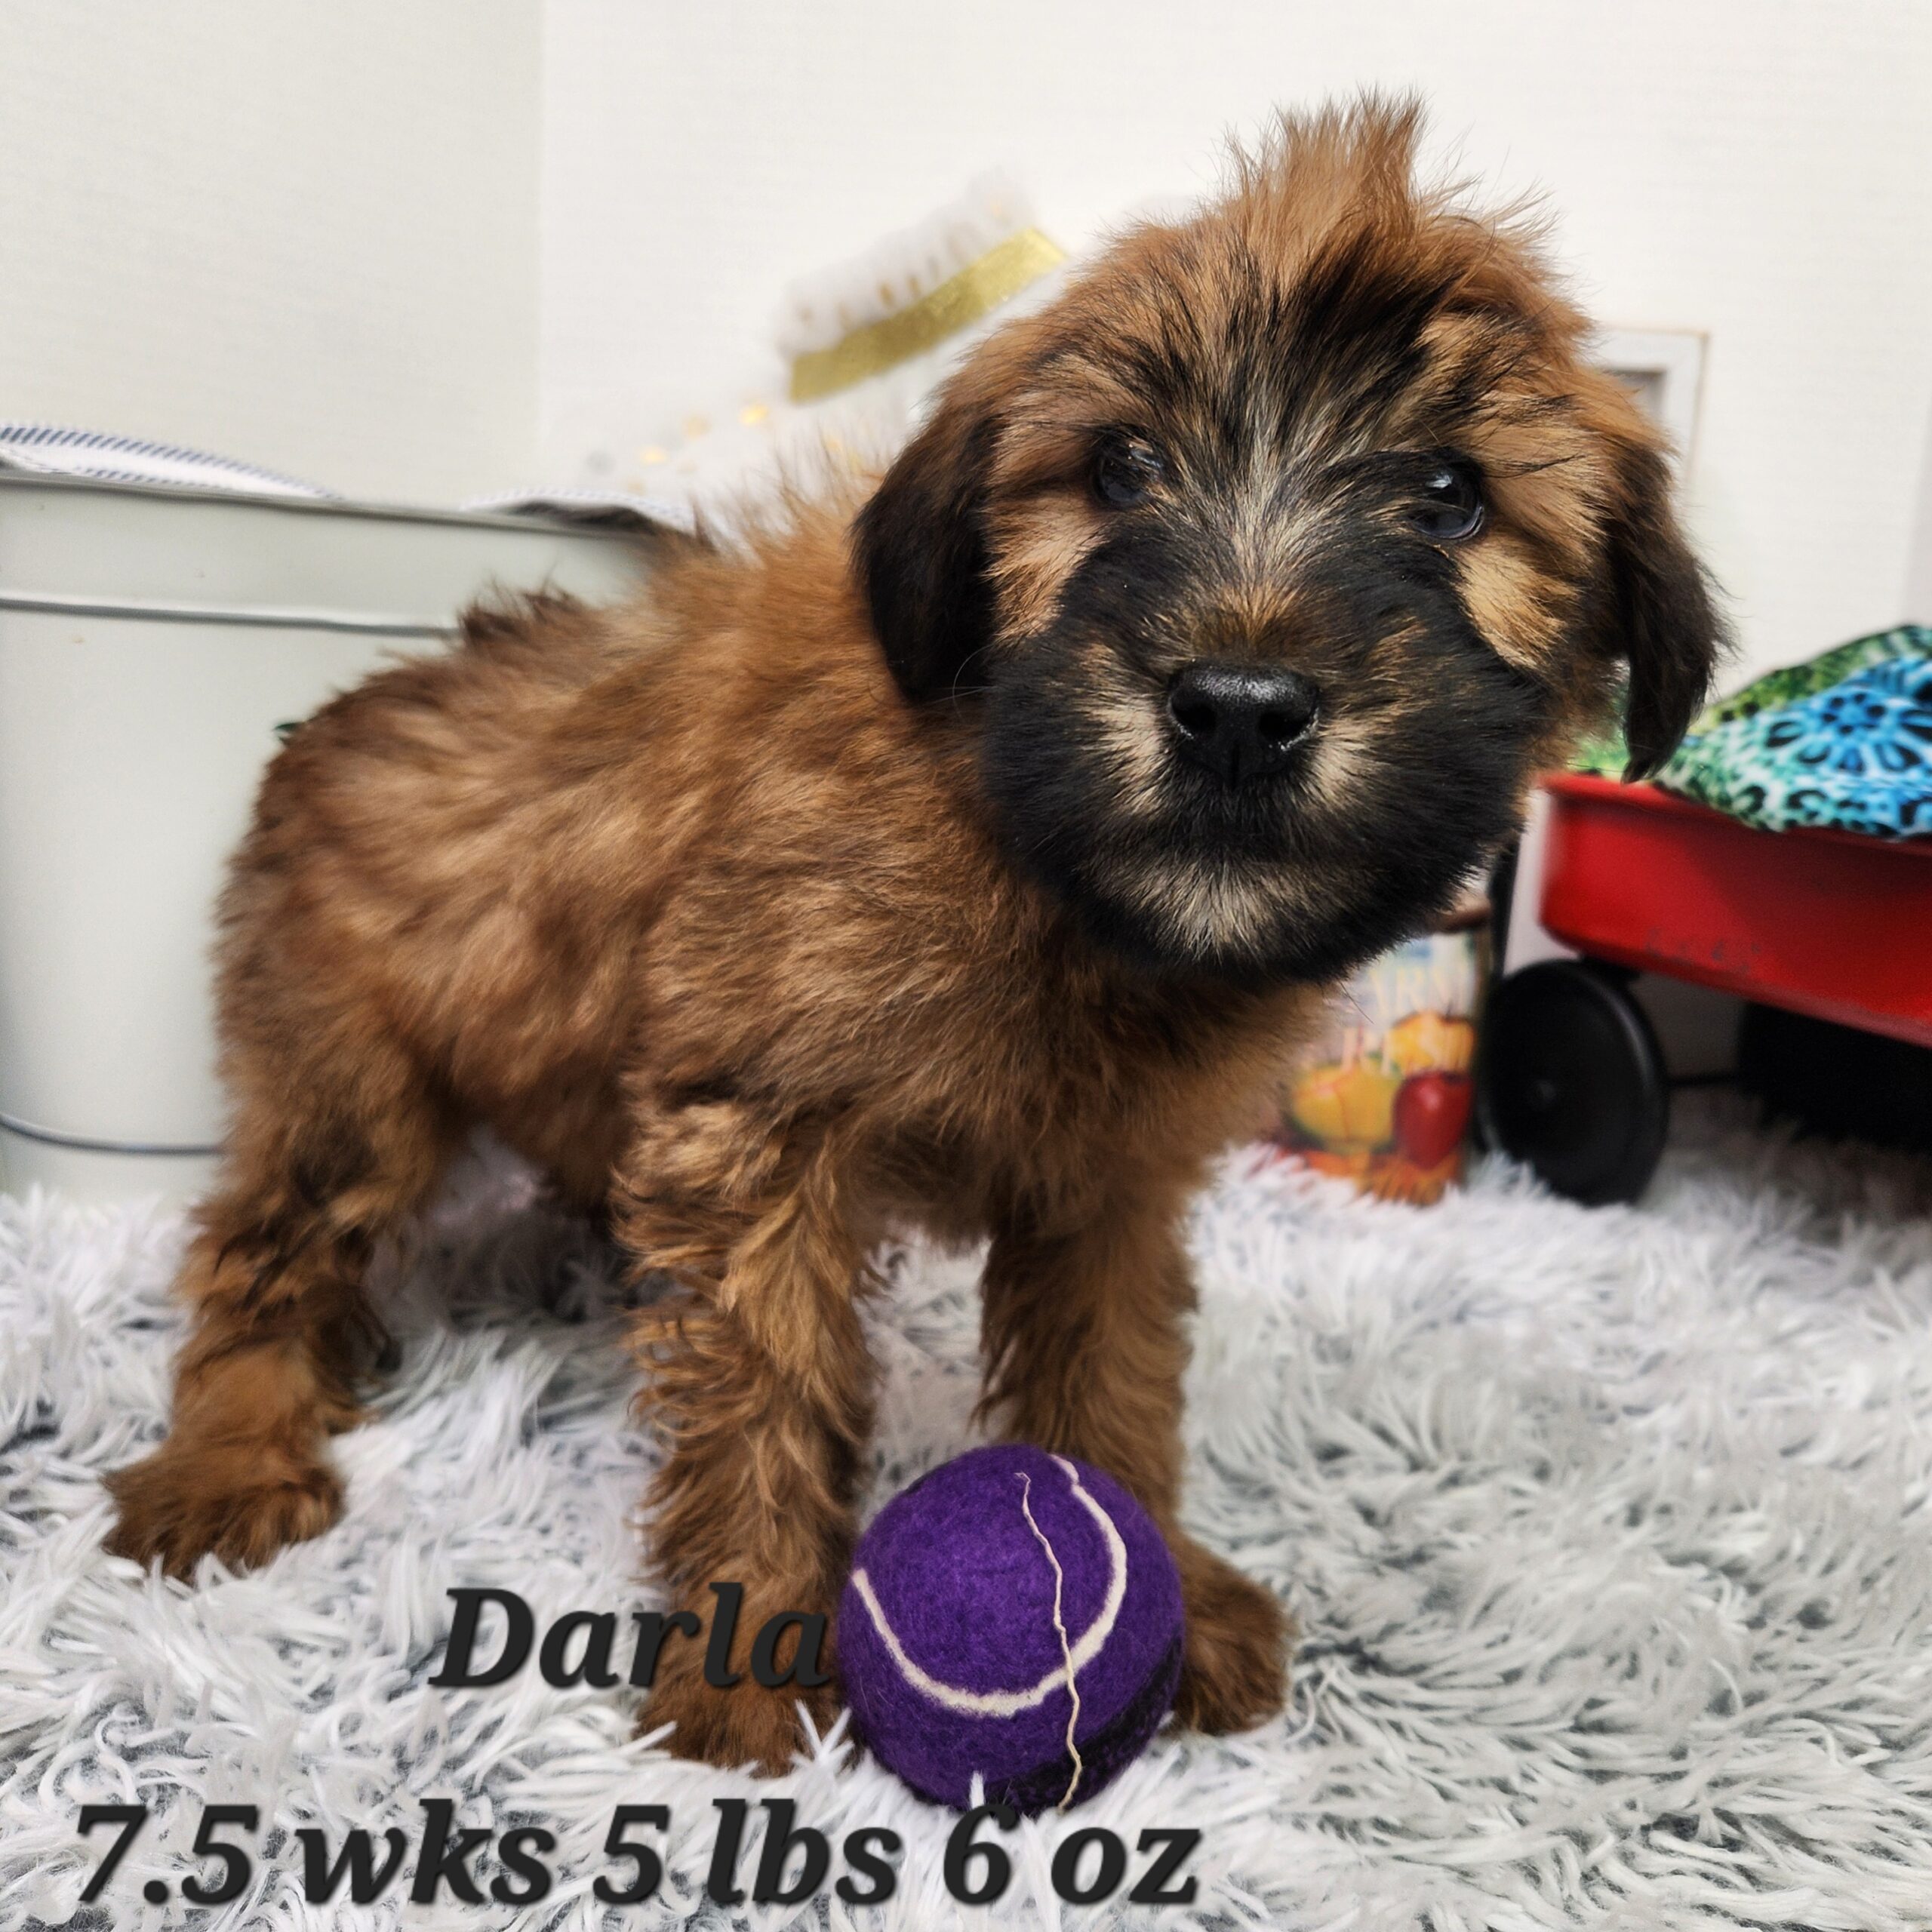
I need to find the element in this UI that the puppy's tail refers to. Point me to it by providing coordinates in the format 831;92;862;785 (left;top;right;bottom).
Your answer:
457;587;599;660
457;515;716;666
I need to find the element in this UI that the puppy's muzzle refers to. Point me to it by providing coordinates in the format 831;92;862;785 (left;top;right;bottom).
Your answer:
1166;661;1320;787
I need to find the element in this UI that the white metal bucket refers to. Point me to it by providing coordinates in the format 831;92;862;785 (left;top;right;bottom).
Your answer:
0;475;645;1202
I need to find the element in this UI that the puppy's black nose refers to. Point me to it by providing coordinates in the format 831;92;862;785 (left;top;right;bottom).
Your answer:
1165;662;1319;786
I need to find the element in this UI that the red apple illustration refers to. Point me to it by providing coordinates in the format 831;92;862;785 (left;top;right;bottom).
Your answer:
1392;1071;1472;1168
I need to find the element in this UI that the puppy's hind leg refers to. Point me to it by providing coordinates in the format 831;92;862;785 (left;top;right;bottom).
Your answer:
105;1056;452;1579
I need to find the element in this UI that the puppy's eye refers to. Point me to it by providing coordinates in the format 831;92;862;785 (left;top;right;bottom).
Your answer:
1413;457;1484;541
1094;435;1164;508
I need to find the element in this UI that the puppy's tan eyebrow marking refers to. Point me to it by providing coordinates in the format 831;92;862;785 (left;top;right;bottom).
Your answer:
990;494;1106;638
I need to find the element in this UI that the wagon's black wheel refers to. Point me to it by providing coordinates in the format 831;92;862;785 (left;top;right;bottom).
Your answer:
1477;959;1669;1205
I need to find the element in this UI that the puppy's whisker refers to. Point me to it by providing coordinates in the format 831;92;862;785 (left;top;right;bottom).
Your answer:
946;639;1001;709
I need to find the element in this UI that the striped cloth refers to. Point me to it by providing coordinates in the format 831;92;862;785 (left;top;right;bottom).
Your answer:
0;423;331;497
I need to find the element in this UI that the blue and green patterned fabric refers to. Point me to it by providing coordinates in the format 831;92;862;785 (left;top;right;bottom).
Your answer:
1576;626;1932;838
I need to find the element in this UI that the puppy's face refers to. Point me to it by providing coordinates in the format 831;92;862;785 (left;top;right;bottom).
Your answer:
856;103;1724;982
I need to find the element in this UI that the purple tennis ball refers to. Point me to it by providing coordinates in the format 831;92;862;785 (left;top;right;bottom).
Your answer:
839;1444;1183;1814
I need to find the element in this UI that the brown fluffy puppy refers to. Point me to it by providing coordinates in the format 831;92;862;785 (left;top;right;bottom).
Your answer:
106;100;1723;1772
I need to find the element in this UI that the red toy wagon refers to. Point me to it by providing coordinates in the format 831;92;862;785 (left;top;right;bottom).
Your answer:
1477;772;1932;1203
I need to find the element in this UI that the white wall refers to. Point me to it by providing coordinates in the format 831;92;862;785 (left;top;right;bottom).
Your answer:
1909;407;1932;626
540;0;1932;685
5;3;1925;667
0;0;543;505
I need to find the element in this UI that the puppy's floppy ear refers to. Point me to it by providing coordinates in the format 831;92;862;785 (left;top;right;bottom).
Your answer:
1588;438;1730;780
852;392;1000;702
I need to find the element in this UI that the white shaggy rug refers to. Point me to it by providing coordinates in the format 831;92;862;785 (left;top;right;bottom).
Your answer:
5;1097;1932;1932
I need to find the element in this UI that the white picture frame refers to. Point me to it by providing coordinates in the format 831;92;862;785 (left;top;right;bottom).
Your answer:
1590;328;1708;466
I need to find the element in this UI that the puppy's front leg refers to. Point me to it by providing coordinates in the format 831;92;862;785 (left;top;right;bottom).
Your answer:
979;1189;1291;1735
620;1108;875;1773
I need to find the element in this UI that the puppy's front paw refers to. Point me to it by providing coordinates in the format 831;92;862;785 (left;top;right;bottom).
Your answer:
103;1439;343;1580
1171;1540;1291;1734
638;1643;838;1774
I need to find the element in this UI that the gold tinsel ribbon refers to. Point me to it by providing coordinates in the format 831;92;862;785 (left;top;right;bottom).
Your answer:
788;227;1066;405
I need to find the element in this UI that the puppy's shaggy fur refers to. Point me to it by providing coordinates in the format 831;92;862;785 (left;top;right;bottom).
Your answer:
105;100;1723;1773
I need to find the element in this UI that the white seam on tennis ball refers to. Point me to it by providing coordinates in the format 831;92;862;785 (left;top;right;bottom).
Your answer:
850;1454;1129;1718
1017;1470;1086;1809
